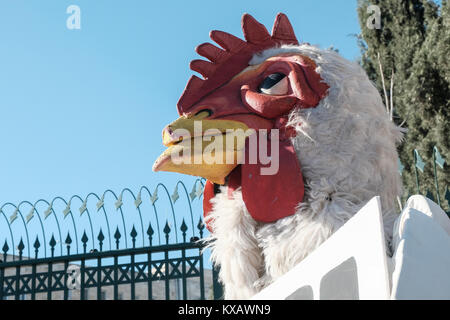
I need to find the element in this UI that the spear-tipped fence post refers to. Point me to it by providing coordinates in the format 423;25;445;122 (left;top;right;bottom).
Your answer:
130;226;137;249
147;223;154;247
65;233;72;256
2;240;9;262
98;229;105;252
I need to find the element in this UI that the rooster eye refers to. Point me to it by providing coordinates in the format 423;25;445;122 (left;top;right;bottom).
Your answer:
258;73;288;95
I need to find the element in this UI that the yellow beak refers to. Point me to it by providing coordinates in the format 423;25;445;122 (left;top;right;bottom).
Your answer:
152;112;252;185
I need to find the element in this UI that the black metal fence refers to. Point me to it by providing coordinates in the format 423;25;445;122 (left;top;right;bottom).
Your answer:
0;180;223;300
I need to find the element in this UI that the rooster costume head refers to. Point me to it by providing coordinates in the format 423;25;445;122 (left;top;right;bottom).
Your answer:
154;13;403;298
154;13;329;225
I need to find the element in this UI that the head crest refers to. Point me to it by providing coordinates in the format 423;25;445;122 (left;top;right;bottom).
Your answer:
178;13;299;114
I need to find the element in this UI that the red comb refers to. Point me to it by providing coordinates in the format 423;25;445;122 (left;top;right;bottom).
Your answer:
177;13;299;114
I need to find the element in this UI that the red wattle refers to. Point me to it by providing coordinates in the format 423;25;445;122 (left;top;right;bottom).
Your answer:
203;131;304;232
240;137;304;223
203;180;215;233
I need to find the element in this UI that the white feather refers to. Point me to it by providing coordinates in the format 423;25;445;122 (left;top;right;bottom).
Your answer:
206;44;403;300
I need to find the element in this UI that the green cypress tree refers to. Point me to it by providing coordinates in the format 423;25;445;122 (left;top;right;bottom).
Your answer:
357;0;449;210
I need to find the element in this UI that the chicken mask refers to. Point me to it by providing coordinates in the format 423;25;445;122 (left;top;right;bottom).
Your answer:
153;13;329;229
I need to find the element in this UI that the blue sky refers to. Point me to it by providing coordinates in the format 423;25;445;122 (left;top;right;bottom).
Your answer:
0;1;362;254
